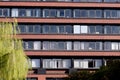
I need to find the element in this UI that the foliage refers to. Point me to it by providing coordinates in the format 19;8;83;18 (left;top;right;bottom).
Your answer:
67;59;120;80
0;19;29;80
65;71;93;80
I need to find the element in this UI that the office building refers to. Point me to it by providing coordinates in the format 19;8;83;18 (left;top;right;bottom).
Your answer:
0;0;120;80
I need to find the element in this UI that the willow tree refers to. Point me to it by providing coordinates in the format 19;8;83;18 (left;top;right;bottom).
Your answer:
0;19;29;80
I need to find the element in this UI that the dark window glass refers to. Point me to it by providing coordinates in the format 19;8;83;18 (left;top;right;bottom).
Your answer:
89;42;95;50
58;42;65;50
50;10;57;17
80;10;88;18
26;78;38;80
88;60;94;68
50;25;58;33
44;9;49;17
105;26;111;34
59;10;65;17
96;26;103;34
73;0;80;2
0;9;2;16
43;25;49;33
89;26;95;34
96;10;102;18
104;42;111;50
111;10;117;18
34;25;41;34
112;26;119;34
19;25;26;33
28;26;34;33
65;9;72;18
59;26;65;33
19;9;26;17
3;9;9;17
28;41;33;50
104;10;111;18
96;42;102;50
89;10;95;18
74;10;80;18
66;25;72;33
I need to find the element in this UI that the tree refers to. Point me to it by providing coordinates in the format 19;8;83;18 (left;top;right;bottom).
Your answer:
0;19;29;80
66;59;120;80
65;71;93;80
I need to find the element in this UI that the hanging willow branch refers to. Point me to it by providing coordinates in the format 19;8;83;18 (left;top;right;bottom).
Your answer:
0;19;29;80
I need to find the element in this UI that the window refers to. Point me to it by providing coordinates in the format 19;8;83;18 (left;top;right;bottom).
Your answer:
31;59;40;68
43;59;57;68
43;59;71;68
74;9;80;18
104;26;112;34
0;8;10;17
12;8;41;17
74;60;88;68
23;41;33;50
80;10;88;18
81;25;88;33
73;42;81;50
42;25;49;33
43;41;50;50
112;26;120;34
104;42;111;50
73;25;81;34
19;25;26;33
26;78;38;80
33;41;41;50
104;10;119;18
74;59;102;69
111;42;119;50
34;25;41;34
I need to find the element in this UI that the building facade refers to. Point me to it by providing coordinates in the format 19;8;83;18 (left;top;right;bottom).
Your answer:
0;0;120;80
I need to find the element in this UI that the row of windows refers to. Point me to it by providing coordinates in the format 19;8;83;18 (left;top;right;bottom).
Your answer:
19;25;120;34
23;41;120;51
30;59;103;69
26;78;37;80
1;8;120;18
1;0;120;3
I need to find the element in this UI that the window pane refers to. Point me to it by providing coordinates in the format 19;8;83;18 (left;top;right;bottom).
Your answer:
34;25;41;34
66;25;72;33
28;25;34;33
28;41;33;50
96;26;103;34
112;26;119;34
34;41;41;50
96;10;102;18
50;9;57;17
89;10;95;18
65;9;72;18
43;41;50;50
74;42;81;50
80;10;88;18
89;26;95;34
59;25;65;33
42;25;49;33
89;42;95;50
74;9;80;18
73;25;80;34
59;9;65;17
104;26;112;34
49;25;58;33
81;25;88;33
31;59;40;68
104;42;111;50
